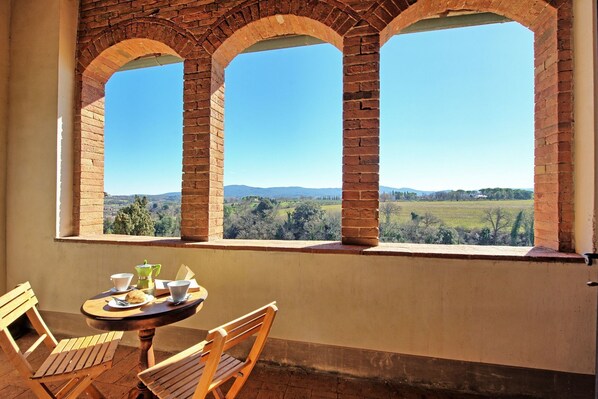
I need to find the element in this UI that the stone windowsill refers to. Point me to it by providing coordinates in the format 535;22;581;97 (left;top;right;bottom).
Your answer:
54;235;584;263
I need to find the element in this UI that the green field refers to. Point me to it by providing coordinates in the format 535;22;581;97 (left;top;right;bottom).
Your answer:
279;200;533;229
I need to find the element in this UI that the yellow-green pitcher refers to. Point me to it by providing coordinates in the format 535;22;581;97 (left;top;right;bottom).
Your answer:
135;260;161;295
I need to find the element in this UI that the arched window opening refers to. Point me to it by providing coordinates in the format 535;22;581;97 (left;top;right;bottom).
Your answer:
103;63;184;237
380;22;534;246
223;42;342;241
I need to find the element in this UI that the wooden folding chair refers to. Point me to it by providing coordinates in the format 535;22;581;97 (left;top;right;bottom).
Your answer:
138;302;278;399
0;282;123;398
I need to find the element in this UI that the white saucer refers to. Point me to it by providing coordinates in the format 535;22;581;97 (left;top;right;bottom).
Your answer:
108;294;154;309
166;294;191;305
110;286;135;294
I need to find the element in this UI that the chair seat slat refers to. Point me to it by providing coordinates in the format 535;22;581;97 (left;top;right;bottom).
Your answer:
144;341;206;380
73;334;101;371
46;337;79;376
178;356;244;399
152;353;204;390
64;335;94;373
93;332;118;366
212;355;244;381
33;332;123;379
34;339;69;378
155;357;207;395
55;337;86;375
171;356;242;399
83;333;109;369
103;331;122;364
143;354;241;399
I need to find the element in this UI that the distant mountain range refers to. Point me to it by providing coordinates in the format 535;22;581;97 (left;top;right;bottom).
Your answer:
108;185;533;201
108;185;433;200
223;185;434;198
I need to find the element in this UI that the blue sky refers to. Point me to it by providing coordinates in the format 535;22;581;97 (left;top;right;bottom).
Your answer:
105;21;533;195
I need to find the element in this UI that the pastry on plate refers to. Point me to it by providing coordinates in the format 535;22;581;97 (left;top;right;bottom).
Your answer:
125;289;146;304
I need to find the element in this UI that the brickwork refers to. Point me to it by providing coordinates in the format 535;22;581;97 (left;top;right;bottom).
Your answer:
75;0;574;251
374;2;574;252
342;23;381;246
75;19;197;235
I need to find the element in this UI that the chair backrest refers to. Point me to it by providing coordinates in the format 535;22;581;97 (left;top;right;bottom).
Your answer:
0;282;38;331
195;302;278;397
0;282;58;377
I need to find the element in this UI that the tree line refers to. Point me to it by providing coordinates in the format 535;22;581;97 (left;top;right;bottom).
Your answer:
385;188;533;202
104;195;534;246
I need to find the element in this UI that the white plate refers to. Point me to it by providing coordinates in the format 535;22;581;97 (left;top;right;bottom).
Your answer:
166;294;191;305
108;294;154;309
109;286;135;294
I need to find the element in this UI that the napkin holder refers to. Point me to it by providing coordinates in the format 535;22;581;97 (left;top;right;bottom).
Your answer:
154;265;200;297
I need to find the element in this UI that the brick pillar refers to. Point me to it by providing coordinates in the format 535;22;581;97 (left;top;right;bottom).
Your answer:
341;24;380;246
532;4;574;252
74;75;105;236
181;56;224;241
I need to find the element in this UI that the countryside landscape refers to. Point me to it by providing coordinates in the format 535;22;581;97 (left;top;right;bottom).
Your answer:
104;186;534;246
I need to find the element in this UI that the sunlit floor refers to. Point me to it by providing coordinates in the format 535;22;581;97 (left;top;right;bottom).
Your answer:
0;332;533;398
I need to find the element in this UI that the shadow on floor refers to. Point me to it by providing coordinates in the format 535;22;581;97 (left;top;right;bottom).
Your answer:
0;332;534;398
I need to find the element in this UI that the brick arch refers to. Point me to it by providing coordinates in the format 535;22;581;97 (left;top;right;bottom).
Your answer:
178;1;367;241
74;19;199;236
201;0;360;68
212;15;343;68
375;0;554;45
78;18;198;84
373;0;574;251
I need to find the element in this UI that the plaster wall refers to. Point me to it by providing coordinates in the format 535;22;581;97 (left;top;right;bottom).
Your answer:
6;0;60;287
3;0;597;379
56;0;76;237
25;242;593;375
0;0;10;294
574;0;598;253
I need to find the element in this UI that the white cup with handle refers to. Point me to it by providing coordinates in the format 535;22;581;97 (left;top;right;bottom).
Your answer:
167;280;191;302
111;273;134;292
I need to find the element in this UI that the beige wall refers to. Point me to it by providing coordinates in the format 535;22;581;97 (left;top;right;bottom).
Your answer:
23;243;592;375
56;0;76;237
574;0;598;253
0;0;10;294
7;0;60;287
3;0;598;379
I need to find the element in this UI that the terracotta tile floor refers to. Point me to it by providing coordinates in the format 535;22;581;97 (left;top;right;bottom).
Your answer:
0;332;530;399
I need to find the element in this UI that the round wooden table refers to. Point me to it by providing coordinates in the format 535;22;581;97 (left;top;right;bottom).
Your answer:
81;286;208;399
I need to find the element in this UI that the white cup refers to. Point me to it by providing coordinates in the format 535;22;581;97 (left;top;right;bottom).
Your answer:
167;280;191;302
111;273;134;291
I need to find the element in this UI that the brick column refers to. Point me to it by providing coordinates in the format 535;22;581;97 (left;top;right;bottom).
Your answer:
341;24;380;246
181;56;224;241
532;4;574;252
74;75;105;236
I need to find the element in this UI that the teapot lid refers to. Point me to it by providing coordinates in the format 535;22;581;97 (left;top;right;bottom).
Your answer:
136;259;157;268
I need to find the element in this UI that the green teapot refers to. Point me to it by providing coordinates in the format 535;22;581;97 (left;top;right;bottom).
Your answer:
135;260;161;294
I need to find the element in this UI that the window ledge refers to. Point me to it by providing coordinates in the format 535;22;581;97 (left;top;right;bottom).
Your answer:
55;235;583;263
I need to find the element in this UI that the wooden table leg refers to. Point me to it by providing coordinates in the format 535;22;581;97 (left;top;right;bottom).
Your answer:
128;328;156;399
